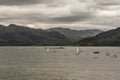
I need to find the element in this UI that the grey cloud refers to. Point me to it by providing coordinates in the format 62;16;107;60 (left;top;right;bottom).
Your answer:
0;0;120;30
0;17;12;20
95;0;120;6
0;14;52;24
0;0;54;6
88;16;120;28
50;12;93;23
0;12;93;24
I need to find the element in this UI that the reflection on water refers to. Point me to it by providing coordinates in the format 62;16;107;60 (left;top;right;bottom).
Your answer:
0;47;119;80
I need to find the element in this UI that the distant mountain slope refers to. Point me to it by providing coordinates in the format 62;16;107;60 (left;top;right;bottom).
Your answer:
0;24;71;46
76;27;120;46
47;27;103;42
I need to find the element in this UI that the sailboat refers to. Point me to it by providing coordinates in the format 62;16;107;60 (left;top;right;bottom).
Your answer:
46;48;50;53
76;46;80;55
77;46;79;53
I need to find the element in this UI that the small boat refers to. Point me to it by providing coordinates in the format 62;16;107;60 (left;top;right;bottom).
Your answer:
77;46;79;53
75;46;80;55
46;48;49;53
111;55;117;58
93;51;100;54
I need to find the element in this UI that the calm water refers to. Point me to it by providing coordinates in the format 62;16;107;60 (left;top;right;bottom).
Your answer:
0;47;120;80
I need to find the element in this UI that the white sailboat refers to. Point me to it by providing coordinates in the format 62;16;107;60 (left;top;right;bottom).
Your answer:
46;48;50;53
77;46;79;53
76;46;80;55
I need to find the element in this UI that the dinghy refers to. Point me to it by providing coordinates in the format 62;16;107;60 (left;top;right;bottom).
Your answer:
46;48;50;53
75;46;80;55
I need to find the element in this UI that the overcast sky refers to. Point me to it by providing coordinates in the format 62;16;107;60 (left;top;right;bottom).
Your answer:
0;0;120;30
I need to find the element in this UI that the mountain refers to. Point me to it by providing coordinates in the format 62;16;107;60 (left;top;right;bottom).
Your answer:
0;24;71;46
47;27;103;42
76;27;120;46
